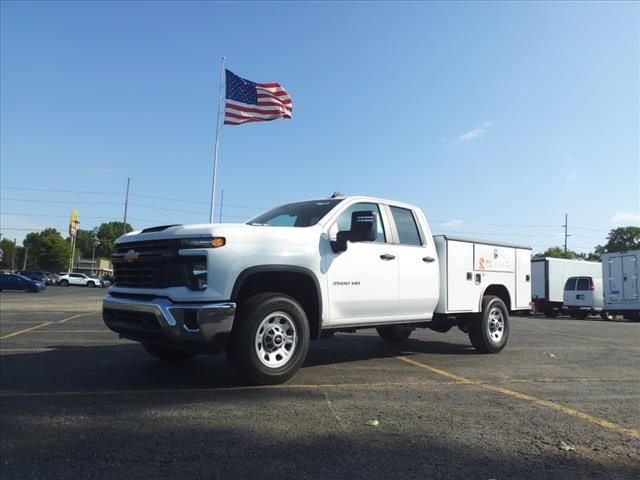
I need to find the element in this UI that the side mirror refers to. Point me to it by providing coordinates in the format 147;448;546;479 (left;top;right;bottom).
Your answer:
331;210;377;253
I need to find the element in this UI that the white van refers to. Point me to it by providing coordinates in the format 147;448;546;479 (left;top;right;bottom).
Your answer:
563;276;613;320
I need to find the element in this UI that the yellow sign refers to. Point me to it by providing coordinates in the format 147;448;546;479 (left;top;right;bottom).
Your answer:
69;209;79;238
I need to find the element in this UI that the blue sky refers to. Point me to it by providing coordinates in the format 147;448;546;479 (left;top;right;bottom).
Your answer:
1;1;638;253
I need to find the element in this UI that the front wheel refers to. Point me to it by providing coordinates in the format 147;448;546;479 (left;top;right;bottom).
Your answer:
600;311;614;321
142;343;195;362
226;293;310;385
376;325;413;343
60;280;69;287
468;296;509;354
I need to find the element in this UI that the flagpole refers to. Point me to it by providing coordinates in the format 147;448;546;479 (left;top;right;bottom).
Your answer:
209;56;226;223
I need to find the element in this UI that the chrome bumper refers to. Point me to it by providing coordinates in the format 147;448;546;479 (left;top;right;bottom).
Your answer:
103;294;235;346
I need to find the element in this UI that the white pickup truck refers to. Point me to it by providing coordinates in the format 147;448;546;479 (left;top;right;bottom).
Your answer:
103;196;532;384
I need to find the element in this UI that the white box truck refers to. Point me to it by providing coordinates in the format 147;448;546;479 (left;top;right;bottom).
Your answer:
103;195;531;384
602;250;640;322
531;257;601;317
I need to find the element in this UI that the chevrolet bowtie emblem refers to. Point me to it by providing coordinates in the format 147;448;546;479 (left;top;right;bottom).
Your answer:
124;249;139;262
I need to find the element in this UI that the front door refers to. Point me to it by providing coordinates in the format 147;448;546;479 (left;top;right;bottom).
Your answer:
324;202;398;324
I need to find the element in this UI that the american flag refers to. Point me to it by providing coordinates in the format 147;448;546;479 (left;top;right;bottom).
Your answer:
224;69;292;125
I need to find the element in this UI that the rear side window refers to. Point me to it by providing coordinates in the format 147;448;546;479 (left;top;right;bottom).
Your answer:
390;206;422;246
576;278;590;290
564;278;577;291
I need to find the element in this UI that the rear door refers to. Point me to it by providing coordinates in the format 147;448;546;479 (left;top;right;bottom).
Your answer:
389;206;439;318
622;255;639;301
563;277;577;306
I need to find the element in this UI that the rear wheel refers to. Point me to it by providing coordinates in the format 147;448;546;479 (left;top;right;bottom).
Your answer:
468;296;509;354
376;325;413;343
142;343;195;362
575;311;589;320
625;313;640;323
544;308;559;318
226;293;310;385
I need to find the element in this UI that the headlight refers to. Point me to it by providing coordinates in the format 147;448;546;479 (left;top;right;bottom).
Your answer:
180;237;226;248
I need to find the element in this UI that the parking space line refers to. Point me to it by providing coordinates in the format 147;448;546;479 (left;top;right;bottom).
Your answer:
0;313;91;340
0;322;53;340
395;355;640;440
334;335;640;439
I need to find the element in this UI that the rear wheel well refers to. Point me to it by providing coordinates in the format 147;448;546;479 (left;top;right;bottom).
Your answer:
233;270;321;338
482;284;511;311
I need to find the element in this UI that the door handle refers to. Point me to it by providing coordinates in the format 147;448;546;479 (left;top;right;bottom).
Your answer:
422;256;435;263
380;254;396;260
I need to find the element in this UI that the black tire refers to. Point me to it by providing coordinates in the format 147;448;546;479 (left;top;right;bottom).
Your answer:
226;293;310;385
468;296;509;354
626;313;640;323
544;308;559;318
87;281;97;288
60;280;69;287
142;343;195;362
575;311;588;320
24;286;33;293
376;325;413;343
600;311;614;321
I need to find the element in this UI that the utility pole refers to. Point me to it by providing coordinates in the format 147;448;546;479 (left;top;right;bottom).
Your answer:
23;246;29;270
10;238;16;271
91;238;101;275
123;177;131;234
563;213;570;253
218;189;224;223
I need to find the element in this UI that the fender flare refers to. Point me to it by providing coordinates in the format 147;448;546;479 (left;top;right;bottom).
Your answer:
231;265;324;333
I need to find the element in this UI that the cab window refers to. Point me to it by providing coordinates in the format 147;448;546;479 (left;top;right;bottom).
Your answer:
390;206;422;246
330;202;386;243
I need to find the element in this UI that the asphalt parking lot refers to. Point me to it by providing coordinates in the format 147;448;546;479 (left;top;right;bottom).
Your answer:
1;288;638;479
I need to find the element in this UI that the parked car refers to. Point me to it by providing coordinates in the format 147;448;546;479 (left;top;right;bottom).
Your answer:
58;273;102;287
15;270;49;285
0;273;46;292
563;276;613;320
44;272;60;285
99;276;113;287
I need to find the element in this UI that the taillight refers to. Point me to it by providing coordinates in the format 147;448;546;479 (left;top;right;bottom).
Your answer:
589;278;594;291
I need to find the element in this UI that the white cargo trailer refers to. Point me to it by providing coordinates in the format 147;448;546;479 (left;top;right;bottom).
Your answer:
531;257;601;317
602;249;640;322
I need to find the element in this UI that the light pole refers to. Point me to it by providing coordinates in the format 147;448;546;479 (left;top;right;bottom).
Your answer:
91;238;101;275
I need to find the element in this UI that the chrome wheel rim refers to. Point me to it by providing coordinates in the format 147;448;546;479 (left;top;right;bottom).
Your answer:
255;312;297;368
487;307;505;343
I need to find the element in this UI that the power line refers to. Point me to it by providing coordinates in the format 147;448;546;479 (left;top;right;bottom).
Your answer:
0;185;121;195
2;198;123;206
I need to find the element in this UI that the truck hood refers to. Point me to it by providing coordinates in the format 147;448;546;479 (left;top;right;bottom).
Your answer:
115;223;323;245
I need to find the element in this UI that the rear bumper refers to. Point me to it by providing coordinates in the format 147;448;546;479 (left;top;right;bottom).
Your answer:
103;294;235;347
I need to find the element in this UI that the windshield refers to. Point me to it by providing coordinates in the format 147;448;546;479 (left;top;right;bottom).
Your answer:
247;199;343;227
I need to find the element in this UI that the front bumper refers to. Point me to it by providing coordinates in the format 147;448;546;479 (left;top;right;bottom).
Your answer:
103;294;236;348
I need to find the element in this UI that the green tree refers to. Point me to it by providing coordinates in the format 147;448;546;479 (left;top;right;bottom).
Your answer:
533;246;581;260
22;228;71;272
0;238;19;270
594;226;640;255
73;229;99;258
95;221;134;259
